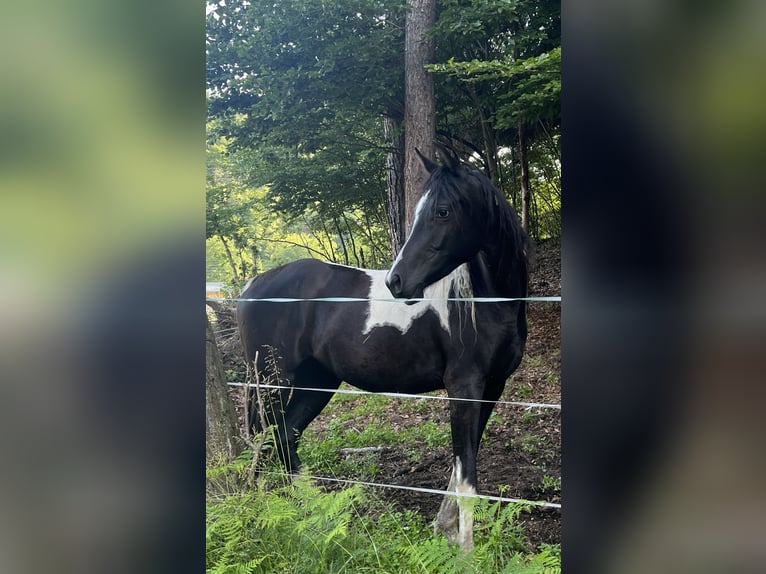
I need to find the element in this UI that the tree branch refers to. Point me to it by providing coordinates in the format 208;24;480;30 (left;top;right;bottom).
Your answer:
251;236;328;260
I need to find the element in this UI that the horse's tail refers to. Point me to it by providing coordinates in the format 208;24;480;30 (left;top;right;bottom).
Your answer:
236;267;295;437
246;380;289;435
241;340;290;436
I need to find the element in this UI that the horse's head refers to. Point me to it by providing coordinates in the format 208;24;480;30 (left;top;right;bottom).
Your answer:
386;145;491;301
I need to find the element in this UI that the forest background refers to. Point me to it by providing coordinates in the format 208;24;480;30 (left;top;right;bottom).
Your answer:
206;0;560;291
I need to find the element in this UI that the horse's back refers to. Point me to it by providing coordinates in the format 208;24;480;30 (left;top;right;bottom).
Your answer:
239;258;342;298
236;259;370;367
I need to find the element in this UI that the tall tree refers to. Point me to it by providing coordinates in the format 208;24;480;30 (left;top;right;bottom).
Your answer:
384;113;406;256
206;0;561;256
403;0;436;233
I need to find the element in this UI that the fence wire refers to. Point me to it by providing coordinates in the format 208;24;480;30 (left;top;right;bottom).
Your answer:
263;471;562;510
209;295;560;303
227;382;560;410
215;293;561;510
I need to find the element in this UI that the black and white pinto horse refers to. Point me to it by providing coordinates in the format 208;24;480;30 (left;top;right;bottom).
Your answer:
237;147;528;551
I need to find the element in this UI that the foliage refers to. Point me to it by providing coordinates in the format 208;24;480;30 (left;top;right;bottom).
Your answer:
206;120;392;285
206;0;406;145
206;472;560;573
206;0;561;271
430;47;560;128
206;0;403;272
428;0;561;238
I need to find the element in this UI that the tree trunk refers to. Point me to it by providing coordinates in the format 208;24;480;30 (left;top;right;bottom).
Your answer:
319;217;338;262
404;0;436;234
333;216;350;265
206;312;242;464
518;122;531;234
363;209;385;267
470;86;500;187
341;213;361;267
218;234;241;284
383;113;406;258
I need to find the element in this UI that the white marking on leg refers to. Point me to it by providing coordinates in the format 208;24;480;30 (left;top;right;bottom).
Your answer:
434;458;460;543
454;456;477;552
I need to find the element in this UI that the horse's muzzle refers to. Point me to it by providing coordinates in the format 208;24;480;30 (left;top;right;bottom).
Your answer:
385;272;404;298
386;273;424;304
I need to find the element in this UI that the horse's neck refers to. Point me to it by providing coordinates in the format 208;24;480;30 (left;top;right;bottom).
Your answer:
469;249;526;299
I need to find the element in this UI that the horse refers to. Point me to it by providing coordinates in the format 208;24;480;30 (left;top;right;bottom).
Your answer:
237;145;528;551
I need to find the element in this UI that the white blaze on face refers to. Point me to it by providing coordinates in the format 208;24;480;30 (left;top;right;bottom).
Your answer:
377;188;476;335
363;264;472;336
385;189;430;285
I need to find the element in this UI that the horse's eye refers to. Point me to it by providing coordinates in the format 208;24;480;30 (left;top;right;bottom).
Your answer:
436;207;450;219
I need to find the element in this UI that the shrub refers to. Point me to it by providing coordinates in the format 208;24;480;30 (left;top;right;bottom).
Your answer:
206;471;560;573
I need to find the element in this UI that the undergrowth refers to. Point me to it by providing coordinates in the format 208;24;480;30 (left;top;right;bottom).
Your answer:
206;454;560;574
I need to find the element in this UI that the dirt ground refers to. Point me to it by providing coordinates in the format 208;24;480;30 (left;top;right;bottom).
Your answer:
211;239;561;549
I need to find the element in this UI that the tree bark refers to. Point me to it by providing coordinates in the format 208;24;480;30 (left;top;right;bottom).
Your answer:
404;0;436;234
518;121;531;234
383;113;406;258
206;312;242;464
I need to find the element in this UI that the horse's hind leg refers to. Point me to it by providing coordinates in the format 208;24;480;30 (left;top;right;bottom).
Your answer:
276;361;341;473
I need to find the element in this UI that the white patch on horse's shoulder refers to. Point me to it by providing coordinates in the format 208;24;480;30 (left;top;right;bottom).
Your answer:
363;264;472;336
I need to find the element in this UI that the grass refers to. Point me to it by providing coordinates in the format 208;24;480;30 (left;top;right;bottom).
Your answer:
210;385;560;573
522;355;546;369
522;411;541;426
544;372;559;385
506;433;540;454
206;464;561;574
410;419;451;449
512;381;535;399
300;410;451;473
539;474;561;495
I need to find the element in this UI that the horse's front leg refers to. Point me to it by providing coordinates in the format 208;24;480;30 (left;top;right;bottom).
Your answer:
434;378;484;552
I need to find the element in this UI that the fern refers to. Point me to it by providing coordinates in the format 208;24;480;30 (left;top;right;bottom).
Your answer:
408;537;468;574
499;546;561;574
206;465;559;574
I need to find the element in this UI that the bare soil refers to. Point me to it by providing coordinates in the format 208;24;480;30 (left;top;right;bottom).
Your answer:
211;239;561;550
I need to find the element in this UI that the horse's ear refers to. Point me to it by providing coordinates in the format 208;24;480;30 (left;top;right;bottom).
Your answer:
434;141;461;172
415;147;439;174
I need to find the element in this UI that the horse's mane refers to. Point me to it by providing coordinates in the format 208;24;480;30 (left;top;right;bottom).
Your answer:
426;165;529;280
